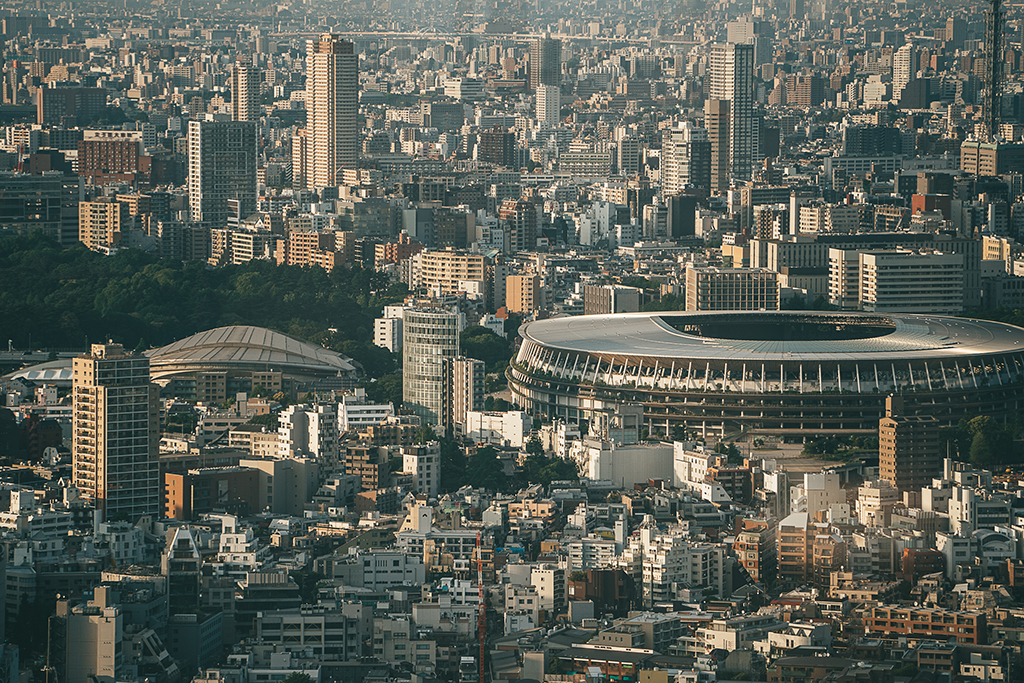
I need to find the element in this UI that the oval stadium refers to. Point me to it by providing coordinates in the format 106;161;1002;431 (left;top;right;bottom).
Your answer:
507;311;1024;438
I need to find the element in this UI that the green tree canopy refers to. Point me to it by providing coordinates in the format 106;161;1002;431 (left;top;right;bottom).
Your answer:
460;326;513;373
0;234;407;378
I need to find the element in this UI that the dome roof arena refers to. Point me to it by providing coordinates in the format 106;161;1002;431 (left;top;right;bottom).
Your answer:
508;311;1024;438
146;326;357;382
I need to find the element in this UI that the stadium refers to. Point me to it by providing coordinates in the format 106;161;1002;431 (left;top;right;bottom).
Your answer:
507;311;1024;438
147;325;359;399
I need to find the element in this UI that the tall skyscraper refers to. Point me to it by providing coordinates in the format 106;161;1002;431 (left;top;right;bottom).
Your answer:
231;58;260;122
893;43;914;104
529;34;561;91
983;0;1005;141
188;119;257;227
304;34;359;188
536;84;560;126
73;343;160;520
707;43;755;183
403;308;460;426
705;99;731;193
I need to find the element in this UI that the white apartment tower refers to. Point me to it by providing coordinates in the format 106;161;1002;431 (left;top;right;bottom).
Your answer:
304;34;359;189
893;43;914;103
707;42;756;182
536;85;560;126
231;58;260;122
72;343;160;520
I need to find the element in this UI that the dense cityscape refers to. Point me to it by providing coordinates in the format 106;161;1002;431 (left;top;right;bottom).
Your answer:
2;0;1024;683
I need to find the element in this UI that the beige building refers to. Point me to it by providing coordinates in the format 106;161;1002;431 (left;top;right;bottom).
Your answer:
231;59;260;122
303;34;358;188
79;198;128;252
685;266;779;311
879;395;942;493
73;343;160;520
405;249;486;295
506;274;542;314
446;356;484;430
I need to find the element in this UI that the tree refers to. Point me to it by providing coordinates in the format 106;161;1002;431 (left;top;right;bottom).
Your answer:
460;326;513;373
970;429;995;469
359;373;403;408
281;674;313;683
439;438;468;492
466;446;510;492
525;434;543;456
414;424;436;444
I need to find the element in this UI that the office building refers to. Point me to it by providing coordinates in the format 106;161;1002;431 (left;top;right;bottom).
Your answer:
582;284;640;315
828;249;965;314
36;86;106;125
879;395;942;493
707;43;755;182
304;34;359;188
685;266;780;311
0;172;77;245
536;84;560;126
187;119;257;227
73;343;160;520
405;249;485;295
529;34;561;90
403;308;460;425
231;58;260;122
77;130;144;186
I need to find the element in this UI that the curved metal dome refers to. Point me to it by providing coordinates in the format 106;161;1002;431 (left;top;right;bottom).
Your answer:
146;325;356;379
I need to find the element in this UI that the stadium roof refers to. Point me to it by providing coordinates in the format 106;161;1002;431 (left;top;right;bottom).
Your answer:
147;325;356;376
521;311;1024;362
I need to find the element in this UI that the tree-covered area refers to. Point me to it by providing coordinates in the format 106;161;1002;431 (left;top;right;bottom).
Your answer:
943;415;1021;470
460;326;514;374
0;234;408;378
802;434;880;459
968;308;1024;330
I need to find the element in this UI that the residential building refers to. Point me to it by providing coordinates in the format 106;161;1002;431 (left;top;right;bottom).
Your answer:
402;442;441;498
707;43;756;181
73;343;160;520
403;308;460;425
879;395;942;493
529;35;561;90
303;34;359;188
188;119;258;228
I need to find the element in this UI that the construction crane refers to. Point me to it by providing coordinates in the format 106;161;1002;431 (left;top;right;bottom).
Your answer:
476;530;486;683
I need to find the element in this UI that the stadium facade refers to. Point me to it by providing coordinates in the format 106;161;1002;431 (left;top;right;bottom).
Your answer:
508;311;1024;438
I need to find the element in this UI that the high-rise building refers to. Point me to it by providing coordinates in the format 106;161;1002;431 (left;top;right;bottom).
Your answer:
705;99;731;193
879;395;942;493
536;84;560;126
707;43;755;182
446;356;484;430
498;198;539;252
73;343;160;520
304;34;359;188
529;34;561;90
945;17;967;49
478;126;517;167
231;58;260;122
188;119;258;227
662;122;711;196
893;43;914;103
403;308;460;425
983;0;1006;141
